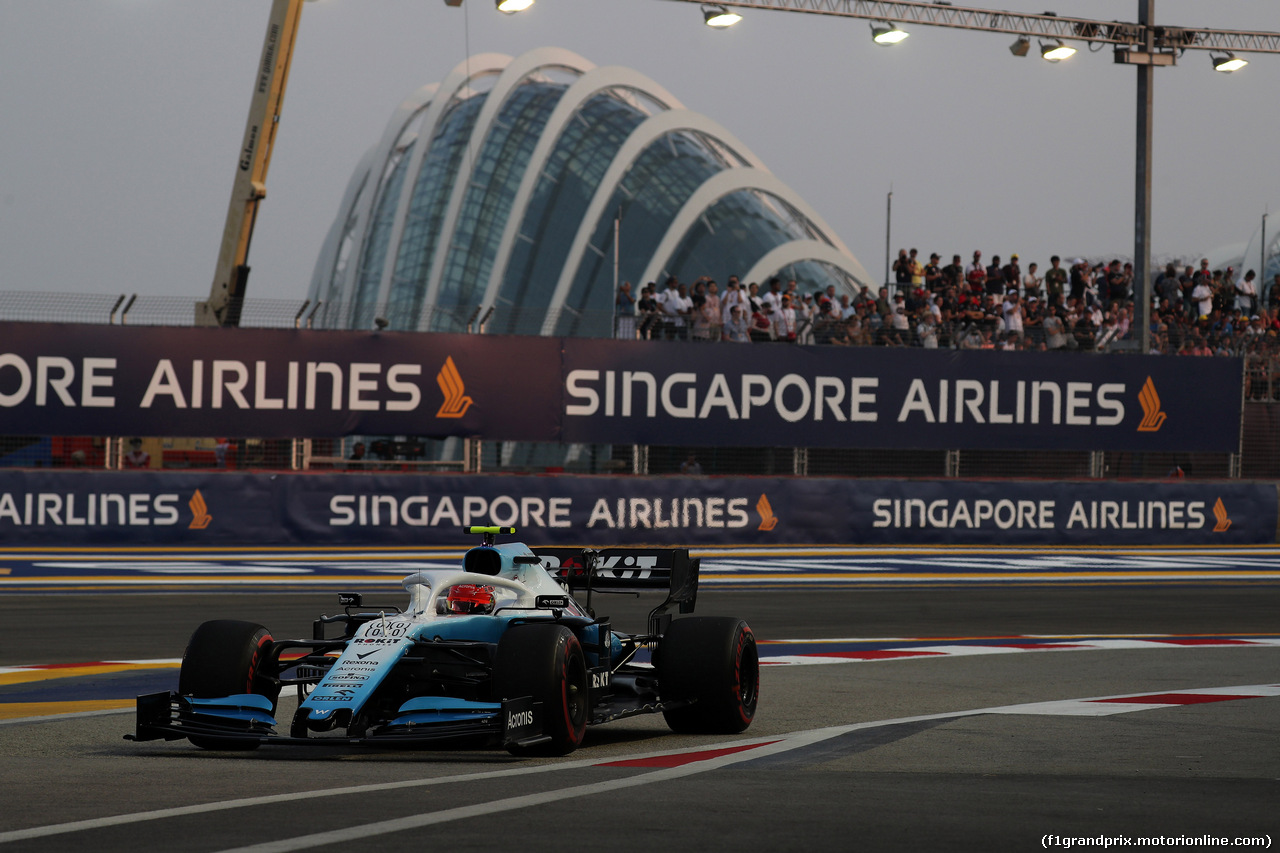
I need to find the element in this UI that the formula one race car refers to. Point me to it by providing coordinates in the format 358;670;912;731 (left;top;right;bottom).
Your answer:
127;528;758;755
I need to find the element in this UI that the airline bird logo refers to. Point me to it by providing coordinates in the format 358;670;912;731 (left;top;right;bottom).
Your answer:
1212;498;1232;533
756;493;778;532
188;489;213;530
436;357;474;419
1137;376;1167;432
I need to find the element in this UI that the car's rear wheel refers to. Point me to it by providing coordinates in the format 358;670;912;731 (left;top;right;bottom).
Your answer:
657;616;759;734
494;623;588;756
178;619;279;750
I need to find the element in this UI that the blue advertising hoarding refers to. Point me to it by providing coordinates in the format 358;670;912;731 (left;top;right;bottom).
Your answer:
0;470;1272;547
0;322;1242;452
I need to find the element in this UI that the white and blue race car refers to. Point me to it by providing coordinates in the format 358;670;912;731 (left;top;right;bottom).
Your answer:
127;527;759;755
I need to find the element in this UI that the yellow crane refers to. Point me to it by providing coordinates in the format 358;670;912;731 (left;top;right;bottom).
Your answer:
197;0;305;327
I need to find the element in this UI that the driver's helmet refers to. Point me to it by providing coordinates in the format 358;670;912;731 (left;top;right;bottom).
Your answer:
442;583;496;615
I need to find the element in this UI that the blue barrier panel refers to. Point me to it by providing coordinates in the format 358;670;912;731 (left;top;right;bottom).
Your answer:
0;471;1272;547
0;322;1241;451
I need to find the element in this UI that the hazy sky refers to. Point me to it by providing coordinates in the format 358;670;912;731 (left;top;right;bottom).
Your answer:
1;0;1277;304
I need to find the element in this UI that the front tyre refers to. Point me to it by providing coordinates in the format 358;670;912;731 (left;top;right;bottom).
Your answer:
178;619;279;750
494;624;588;756
657;617;759;734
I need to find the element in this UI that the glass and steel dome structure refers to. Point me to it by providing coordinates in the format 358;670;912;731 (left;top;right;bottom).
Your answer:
308;47;874;335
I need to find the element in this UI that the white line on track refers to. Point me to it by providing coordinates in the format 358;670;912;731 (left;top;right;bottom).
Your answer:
1;684;1277;848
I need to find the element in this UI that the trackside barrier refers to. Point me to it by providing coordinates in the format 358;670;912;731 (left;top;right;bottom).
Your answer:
0;471;1273;547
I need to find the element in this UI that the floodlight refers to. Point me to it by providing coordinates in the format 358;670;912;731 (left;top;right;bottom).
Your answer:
703;5;742;28
1040;39;1076;62
871;23;909;45
495;0;533;13
1212;53;1248;72
1009;37;1030;57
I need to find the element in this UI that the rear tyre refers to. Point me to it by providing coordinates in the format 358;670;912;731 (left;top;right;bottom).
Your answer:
178;619;279;750
657;617;759;734
494;624;588;756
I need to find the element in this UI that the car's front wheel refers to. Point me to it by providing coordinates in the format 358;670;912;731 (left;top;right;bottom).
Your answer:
657;616;759;734
494;623;588;756
178;619;279;750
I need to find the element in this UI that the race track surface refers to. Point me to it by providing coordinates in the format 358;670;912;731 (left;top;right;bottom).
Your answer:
1;547;1277;852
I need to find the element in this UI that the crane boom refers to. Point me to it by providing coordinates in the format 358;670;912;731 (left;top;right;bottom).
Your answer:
197;0;305;327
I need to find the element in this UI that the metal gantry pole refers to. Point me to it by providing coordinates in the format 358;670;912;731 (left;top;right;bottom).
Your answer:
1132;0;1155;355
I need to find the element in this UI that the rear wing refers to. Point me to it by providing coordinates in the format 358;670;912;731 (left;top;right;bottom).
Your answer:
532;547;699;632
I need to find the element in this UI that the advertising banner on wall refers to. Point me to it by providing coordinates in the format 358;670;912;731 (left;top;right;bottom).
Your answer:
0;323;564;441
0;322;1241;451
0;470;1272;547
558;339;1243;452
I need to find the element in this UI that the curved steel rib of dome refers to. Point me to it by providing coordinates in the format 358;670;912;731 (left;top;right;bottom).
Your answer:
308;47;874;334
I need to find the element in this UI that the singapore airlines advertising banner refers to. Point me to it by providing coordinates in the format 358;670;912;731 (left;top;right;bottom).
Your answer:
0;323;1241;451
0;471;1271;547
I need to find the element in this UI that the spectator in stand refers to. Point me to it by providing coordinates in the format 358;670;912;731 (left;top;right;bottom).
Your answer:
720;277;744;333
1270;274;1280;310
1042;305;1071;350
636;284;660;339
772;293;798;342
1180;265;1197;319
1191;272;1213;319
698;280;722;341
1002;289;1024;341
1069;259;1088;303
1002;254;1022;293
746;281;763;313
761;278;784;315
875;286;891;317
658;278;692;339
966;251;986;294
1104;259;1128;306
1211;270;1231;315
679;453;702;475
916;311;939;349
893;248;912;287
748;301;773;342
796;293;816;344
1236;269;1259;316
724;304;750;342
937;254;959;293
615;281;636;338
1155;262;1181;311
908;249;925;289
1023;262;1042;302
924;253;942;292
890;292;911;343
1043;256;1067;307
123;437;151;469
985;254;1005;296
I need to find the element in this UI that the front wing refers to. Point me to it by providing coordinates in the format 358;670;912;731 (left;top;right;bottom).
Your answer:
126;692;547;749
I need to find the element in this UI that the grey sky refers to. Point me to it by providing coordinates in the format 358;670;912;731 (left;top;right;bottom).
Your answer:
1;0;1276;304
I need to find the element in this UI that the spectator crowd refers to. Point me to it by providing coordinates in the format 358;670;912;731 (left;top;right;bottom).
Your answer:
616;249;1280;399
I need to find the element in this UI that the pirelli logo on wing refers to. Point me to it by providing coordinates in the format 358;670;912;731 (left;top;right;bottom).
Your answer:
436;357;473;419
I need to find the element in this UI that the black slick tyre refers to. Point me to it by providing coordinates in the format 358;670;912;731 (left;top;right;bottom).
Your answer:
178;619;279;750
494;623;588;756
657;616;759;734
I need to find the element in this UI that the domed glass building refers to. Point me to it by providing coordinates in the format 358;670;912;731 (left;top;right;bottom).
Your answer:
308;47;873;335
